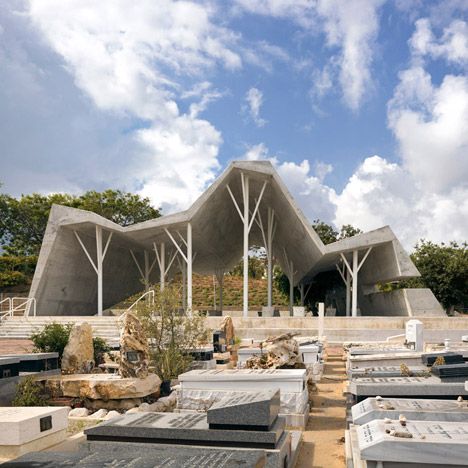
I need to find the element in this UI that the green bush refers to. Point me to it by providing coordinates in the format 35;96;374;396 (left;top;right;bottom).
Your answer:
30;322;73;362
0;271;26;287
93;336;111;365
12;375;47;406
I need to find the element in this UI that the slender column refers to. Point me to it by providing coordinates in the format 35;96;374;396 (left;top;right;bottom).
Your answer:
300;283;304;306
346;269;351;317
187;222;193;315
318;302;325;340
214;269;224;313
242;175;249;317
267;208;275;308
160;243;165;291
289;260;294;313
75;226;112;316
352;250;358;317
96;226;103;316
144;251;150;291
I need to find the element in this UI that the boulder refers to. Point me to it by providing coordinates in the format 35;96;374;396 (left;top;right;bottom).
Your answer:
45;373;161;400
68;407;89;417
104;410;121;420
246;333;303;369
89;409;108;419
118;312;149;378
220;315;235;346
61;323;94;374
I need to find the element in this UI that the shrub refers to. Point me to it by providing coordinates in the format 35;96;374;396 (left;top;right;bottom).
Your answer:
138;285;209;381
93;336;111;365
30;322;73;363
12;375;47;406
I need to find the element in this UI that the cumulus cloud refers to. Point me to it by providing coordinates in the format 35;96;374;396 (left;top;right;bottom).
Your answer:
411;18;468;66
244;87;267;127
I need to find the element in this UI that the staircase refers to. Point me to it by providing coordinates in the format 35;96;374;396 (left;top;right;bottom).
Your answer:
0;316;121;347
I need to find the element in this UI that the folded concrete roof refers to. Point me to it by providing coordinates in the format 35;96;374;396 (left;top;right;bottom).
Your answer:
30;160;422;315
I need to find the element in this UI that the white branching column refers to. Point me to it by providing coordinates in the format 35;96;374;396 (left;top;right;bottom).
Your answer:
177;256;187;309
130;250;157;292
153;242;178;292
336;261;351;316
254;207;277;308
74;226;113;316
227;173;267;317
165;223;193;315
340;247;373;317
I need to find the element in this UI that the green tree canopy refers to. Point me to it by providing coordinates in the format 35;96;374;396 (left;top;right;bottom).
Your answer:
312;219;362;245
0;189;160;257
404;240;468;312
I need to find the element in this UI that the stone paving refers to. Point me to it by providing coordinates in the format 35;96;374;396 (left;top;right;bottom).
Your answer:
0;339;34;355
297;347;347;468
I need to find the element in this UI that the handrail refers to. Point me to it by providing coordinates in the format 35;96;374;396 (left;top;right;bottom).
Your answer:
0;298;12;323
10;297;36;317
127;290;155;313
0;297;12;311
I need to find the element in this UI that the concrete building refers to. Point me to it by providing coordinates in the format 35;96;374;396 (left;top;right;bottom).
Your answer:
29;161;443;317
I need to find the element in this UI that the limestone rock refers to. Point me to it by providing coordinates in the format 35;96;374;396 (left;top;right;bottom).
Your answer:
61;323;94;374
246;333;303;369
138;402;150;412
118;312;149;378
46;373;161;400
126;407;140;414
104;410;121;420
89;409;108;419
69;407;89;417
220;315;235;346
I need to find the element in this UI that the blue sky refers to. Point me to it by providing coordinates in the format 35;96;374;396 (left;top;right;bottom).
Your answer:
1;0;467;248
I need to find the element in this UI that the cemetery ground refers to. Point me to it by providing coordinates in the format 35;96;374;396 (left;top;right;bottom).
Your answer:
297;346;347;468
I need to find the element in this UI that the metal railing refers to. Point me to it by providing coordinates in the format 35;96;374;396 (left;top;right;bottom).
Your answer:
126;290;155;313
11;297;36;317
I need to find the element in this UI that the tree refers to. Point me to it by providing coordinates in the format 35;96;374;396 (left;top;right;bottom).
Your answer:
0;189;160;257
402;240;468;313
228;246;266;279
312;219;338;245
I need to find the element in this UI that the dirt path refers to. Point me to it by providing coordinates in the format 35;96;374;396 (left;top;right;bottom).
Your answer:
296;346;347;468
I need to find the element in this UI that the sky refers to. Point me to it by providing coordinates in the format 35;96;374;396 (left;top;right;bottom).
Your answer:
1;0;467;249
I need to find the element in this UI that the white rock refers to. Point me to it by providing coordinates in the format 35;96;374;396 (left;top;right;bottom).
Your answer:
125;407;140;414
138;403;150;412
89;409;108;419
68;408;89;417
104;411;121;420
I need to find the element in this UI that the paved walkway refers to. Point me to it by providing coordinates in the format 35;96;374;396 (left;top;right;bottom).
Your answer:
0;338;34;354
296;347;347;468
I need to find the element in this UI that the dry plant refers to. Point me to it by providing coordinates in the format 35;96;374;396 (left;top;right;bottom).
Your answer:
137;285;210;381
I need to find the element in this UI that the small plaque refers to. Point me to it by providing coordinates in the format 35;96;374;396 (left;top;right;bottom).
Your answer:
40;416;52;432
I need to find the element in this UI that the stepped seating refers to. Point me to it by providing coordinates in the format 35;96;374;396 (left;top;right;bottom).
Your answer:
0;316;121;347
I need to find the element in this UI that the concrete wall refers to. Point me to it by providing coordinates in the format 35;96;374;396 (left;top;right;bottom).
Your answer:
358;288;444;317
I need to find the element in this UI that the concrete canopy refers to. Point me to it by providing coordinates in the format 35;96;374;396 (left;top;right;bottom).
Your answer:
29;161;443;317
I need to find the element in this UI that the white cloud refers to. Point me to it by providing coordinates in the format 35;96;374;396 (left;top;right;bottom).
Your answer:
235;0;384;111
244;87;267;127
314;0;385;111
411;18;468;66
27;0;243;211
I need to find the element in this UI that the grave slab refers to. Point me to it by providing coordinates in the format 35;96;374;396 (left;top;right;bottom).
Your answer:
84;411;285;449
348;365;429;379
2;447;267;467
348;375;468;401
357;419;468;466
352;397;468;425
207;389;280;429
179;369;307;393
0;406;69;460
348;352;424;369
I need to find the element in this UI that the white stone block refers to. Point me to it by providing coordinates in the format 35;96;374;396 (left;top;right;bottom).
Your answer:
0;407;69;446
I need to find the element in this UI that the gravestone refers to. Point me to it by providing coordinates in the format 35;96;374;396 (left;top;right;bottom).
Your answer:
3;353;59;373
348;375;468;402
431;363;468;379
0;407;69;459
352;397;468;425
356;419;468;466
0;357;20;379
348;365;429;379
2;447;267;467
348;351;424;368
405;319;424;351
85;411;285;449
421;352;464;366
207;389;280;429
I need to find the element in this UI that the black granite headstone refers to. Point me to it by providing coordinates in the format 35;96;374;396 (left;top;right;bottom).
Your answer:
422;352;464;366
208;389;281;430
431;363;468;379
